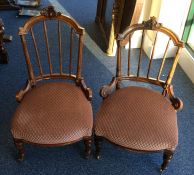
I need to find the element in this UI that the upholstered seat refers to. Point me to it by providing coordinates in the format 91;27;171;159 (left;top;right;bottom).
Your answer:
94;17;184;172
11;6;93;161
95;86;177;151
11;82;93;145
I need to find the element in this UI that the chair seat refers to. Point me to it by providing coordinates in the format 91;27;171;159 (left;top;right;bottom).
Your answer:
95;86;178;151
11;82;93;145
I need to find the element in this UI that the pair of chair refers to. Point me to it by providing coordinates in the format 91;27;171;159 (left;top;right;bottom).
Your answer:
11;6;184;173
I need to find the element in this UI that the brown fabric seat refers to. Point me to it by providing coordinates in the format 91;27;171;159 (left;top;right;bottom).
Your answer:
95;86;178;151
94;17;183;172
11;6;93;160
11;82;93;145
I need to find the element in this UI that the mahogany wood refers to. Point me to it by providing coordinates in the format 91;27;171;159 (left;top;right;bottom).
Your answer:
12;6;93;160
94;134;103;160
160;150;174;172
95;17;184;173
84;137;92;159
14;139;24;161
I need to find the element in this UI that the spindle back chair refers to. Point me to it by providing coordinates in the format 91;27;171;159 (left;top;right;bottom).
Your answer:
19;6;85;86
101;17;184;99
11;6;93;161
95;17;184;173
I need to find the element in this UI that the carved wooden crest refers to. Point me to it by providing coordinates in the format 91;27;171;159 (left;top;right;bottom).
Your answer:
143;16;162;29
40;6;61;18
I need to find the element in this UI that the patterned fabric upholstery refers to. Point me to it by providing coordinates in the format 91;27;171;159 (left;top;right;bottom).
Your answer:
11;82;93;144
95;86;178;151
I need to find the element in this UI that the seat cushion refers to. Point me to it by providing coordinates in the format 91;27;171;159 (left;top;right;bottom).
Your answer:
11;82;93;145
95;86;178;151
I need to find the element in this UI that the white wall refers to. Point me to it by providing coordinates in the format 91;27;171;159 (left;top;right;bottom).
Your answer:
157;0;194;83
142;0;191;58
132;0;194;83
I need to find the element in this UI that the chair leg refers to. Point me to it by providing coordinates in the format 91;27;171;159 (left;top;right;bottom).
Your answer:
83;137;92;159
14;139;25;161
160;150;174;173
116;82;121;89
94;134;103;159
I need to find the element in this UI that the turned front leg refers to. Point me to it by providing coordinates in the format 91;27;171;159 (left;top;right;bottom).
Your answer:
94;134;103;159
83;137;92;159
160;149;174;173
14;139;25;161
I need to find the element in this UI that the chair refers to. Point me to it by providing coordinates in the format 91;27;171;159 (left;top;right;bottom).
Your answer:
11;6;93;161
94;17;184;172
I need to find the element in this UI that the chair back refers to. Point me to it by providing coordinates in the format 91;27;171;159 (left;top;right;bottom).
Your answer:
116;17;184;94
19;6;85;85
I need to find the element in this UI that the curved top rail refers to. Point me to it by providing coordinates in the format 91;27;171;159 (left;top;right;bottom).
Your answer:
117;16;184;47
19;6;84;35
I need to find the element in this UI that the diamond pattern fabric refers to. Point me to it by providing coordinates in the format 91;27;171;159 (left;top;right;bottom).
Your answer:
11;82;93;144
95;86;178;151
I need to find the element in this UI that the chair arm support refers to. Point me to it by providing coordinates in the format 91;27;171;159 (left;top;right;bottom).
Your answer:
167;85;183;111
100;77;117;98
16;80;32;102
77;78;92;101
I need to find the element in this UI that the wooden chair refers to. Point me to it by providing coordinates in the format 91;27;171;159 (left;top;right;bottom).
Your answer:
11;6;93;161
94;17;184;172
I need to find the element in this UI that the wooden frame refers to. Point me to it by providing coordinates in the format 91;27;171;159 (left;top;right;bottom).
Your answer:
94;17;184;173
99;17;184;100
12;6;93;161
17;6;91;101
